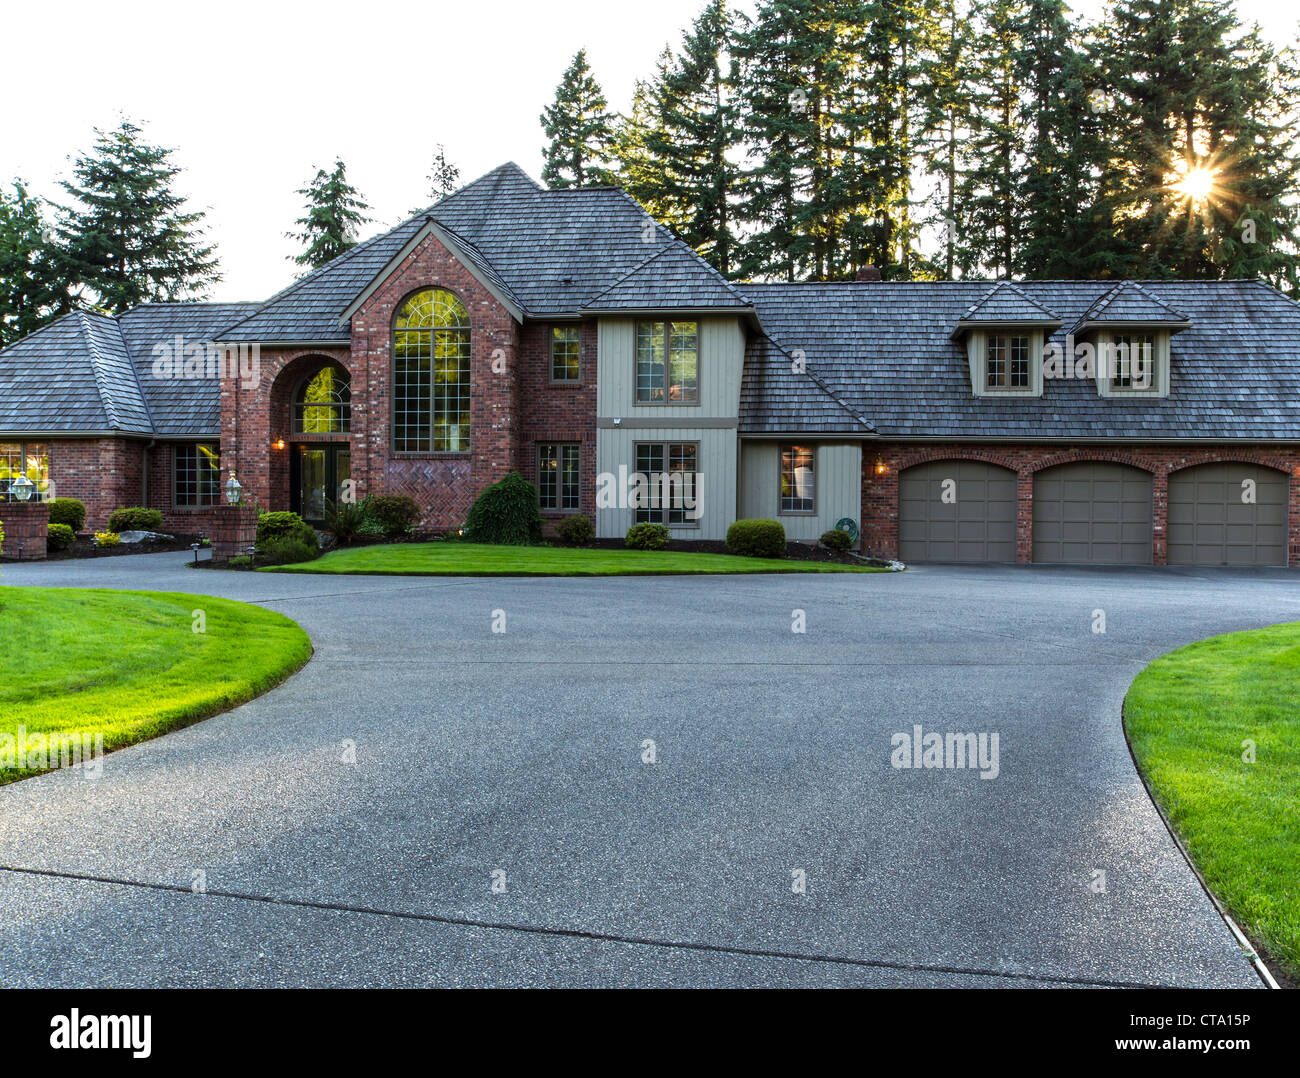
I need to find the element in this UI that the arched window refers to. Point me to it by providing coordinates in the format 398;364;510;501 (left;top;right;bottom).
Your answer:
393;288;470;452
293;365;351;434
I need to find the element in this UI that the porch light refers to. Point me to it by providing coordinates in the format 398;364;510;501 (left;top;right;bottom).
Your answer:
273;438;286;451
224;472;243;505
873;456;887;476
10;474;34;502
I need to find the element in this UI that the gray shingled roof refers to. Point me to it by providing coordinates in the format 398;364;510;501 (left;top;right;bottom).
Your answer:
1073;281;1191;329
218;163;746;342
955;282;1062;328
0;302;257;436
741;280;1300;440
583;239;750;311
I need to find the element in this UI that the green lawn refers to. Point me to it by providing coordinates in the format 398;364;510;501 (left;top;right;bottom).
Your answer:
1124;622;1300;983
0;587;312;784
262;541;883;576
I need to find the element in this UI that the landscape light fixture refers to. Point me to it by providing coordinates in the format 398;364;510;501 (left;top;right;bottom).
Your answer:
224;473;243;505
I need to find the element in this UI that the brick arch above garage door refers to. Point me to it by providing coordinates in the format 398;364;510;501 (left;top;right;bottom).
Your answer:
1168;462;1289;566
1033;461;1153;564
898;459;1017;563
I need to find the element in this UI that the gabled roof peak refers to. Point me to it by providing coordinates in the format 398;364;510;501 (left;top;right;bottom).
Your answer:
1073;281;1191;331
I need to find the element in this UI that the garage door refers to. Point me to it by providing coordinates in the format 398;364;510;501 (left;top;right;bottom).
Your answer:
1168;462;1288;566
899;460;1017;563
1033;462;1152;564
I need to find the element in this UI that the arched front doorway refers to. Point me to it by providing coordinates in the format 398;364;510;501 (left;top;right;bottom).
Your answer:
289;363;351;523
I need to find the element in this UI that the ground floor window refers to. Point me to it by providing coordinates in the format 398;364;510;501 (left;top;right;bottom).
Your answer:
538;443;580;512
780;445;816;513
634;442;699;526
0;442;49;501
174;443;221;506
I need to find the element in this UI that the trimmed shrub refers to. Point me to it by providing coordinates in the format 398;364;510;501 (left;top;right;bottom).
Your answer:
465;472;543;545
726;518;786;559
227;555;253;569
48;498;87;532
368;493;421;537
107;506;163;533
323;498;367;545
820;527;852;552
257;511;311;546
47;523;76;551
93;530;121;548
258;533;319;565
556;514;595;546
625;522;670;550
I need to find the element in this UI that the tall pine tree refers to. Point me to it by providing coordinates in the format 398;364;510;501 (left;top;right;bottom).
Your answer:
289;159;372;270
427;144;460;201
0;181;66;346
540;50;615;188
56;120;218;314
614;1;741;274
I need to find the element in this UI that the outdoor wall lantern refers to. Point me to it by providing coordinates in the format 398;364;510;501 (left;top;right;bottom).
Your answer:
224;472;243;505
873;456;887;476
10;474;34;501
273;438;286;450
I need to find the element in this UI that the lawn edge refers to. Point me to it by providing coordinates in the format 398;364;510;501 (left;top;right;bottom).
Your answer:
1120;651;1289;990
0;589;314;787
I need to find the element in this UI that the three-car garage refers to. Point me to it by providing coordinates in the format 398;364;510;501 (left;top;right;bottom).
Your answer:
896;458;1291;566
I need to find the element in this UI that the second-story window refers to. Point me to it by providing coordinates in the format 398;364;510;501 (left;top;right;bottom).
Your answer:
551;326;580;382
635;321;698;404
986;334;1030;389
393;288;471;452
1108;333;1156;390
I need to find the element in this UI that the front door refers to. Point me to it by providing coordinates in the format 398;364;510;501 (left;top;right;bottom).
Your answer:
292;444;351;523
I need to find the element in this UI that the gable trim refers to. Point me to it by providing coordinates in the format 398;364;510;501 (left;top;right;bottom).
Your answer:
338;218;525;326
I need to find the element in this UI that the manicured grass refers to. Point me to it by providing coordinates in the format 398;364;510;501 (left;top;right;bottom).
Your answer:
1124;622;1300;982
262;541;883;576
0;587;312;784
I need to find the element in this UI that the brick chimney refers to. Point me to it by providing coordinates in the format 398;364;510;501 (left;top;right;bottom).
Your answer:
856;265;882;282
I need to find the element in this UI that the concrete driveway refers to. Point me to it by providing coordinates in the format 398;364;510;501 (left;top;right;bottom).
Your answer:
1;552;1296;988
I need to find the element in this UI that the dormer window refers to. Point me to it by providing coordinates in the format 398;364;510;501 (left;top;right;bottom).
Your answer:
1104;333;1156;391
986;334;1031;390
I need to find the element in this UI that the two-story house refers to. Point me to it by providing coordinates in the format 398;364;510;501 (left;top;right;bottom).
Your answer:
2;162;1299;566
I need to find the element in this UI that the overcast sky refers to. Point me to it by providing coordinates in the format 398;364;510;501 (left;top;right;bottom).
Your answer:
0;0;1293;303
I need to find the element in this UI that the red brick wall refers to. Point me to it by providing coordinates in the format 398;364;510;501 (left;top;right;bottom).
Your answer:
861;442;1300;566
519;320;598;524
46;439;143;531
0;501;48;559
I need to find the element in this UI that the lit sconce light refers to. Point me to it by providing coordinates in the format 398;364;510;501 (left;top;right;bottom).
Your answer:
874;456;887;476
273;437;286;450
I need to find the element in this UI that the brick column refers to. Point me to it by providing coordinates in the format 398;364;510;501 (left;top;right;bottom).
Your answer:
206;505;258;560
0;501;50;560
1016;469;1034;564
1151;467;1168;565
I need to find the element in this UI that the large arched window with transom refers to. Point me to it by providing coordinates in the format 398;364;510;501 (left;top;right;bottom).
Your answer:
293;364;351;434
393;288;470;452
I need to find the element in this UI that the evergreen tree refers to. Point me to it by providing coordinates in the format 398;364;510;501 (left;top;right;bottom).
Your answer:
289;159;372;270
540;49;615;188
0;181;66;346
1097;0;1300;291
427;144;461;201
56;120;218;314
614;1;741;275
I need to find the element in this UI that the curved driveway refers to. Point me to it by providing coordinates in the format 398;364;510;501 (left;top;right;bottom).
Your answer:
1;552;1296;988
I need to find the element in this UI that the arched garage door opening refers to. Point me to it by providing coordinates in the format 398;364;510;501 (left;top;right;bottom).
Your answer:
899;460;1017;563
1033;462;1152;564
1168;462;1289;566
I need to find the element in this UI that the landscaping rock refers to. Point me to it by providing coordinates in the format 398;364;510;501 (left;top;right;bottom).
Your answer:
116;530;176;545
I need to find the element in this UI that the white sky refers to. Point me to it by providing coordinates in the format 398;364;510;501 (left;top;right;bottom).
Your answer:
0;0;1294;303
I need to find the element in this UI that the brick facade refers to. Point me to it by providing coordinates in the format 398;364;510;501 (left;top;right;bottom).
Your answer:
861;441;1300;566
0;500;49;560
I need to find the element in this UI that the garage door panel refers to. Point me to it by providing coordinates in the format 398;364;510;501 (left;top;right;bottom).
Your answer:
1167;463;1289;566
1033;463;1153;564
899;460;1018;563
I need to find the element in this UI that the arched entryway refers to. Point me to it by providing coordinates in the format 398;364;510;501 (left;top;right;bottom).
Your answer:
286;362;351;522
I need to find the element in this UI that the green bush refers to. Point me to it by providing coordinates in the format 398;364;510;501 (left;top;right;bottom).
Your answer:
257;511;311;545
227;555;253;569
47;523;76;551
368;493;421;537
48;498;87;532
625;522;670;550
557;514;595;546
258;533;319;565
465;472;543;545
726;518;786;558
107;506;163;533
323;498;367;545
820;527;852;552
